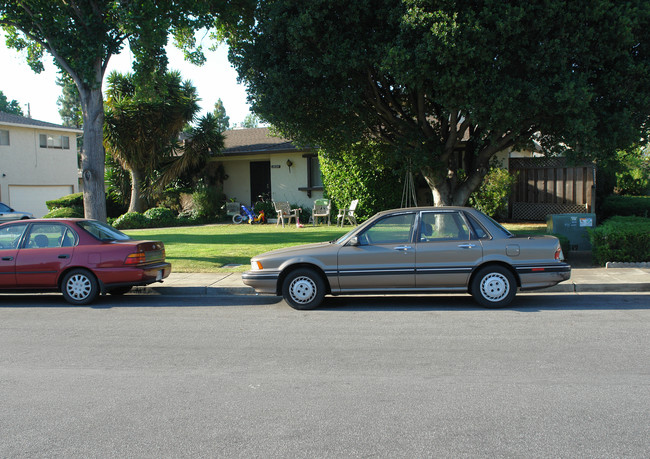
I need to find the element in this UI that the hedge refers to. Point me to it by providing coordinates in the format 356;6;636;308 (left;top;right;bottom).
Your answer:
600;195;650;220
589;216;650;266
45;192;84;211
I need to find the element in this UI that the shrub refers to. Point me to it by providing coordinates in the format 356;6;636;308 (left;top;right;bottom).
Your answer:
43;207;84;218
319;143;402;222
192;184;224;220
113;212;150;230
468;166;518;219
589;216;650;266
46;192;84;211
143;207;177;227
600;195;650;220
253;200;277;219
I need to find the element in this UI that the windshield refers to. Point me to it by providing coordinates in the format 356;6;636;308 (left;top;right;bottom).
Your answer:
77;220;132;241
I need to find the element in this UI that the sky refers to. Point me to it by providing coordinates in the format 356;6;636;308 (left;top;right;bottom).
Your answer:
0;32;253;126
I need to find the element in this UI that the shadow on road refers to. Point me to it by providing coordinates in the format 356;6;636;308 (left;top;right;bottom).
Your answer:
1;292;648;311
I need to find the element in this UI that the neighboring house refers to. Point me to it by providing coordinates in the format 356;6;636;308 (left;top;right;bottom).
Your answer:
217;127;324;208
0;111;81;217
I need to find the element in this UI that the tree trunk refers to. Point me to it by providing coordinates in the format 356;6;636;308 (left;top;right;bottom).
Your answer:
128;168;146;213
78;85;107;222
422;162;490;207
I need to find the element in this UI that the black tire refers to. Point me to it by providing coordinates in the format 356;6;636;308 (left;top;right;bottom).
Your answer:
61;269;99;305
470;265;517;308
108;286;132;296
282;268;326;310
233;214;244;224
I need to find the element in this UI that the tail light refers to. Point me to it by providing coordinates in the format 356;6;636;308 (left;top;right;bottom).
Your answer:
125;252;146;265
555;245;564;261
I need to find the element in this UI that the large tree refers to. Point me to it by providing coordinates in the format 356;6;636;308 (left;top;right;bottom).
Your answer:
229;0;650;205
0;90;23;115
103;71;199;213
1;1;253;220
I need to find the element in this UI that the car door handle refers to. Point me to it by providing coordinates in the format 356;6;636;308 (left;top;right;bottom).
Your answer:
58;254;70;259
394;246;412;251
2;256;13;261
458;243;476;249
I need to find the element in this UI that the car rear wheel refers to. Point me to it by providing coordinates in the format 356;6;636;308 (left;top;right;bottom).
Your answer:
61;269;99;305
282;268;326;310
470;265;516;308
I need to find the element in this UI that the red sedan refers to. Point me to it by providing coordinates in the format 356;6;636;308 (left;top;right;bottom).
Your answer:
0;218;171;305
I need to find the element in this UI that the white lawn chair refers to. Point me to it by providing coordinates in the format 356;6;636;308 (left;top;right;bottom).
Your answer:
273;201;300;227
336;199;359;226
311;199;331;226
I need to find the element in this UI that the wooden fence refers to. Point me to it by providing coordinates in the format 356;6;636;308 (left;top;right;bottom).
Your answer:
509;157;596;221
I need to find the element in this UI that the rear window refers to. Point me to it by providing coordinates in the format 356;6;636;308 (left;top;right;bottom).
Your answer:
77;220;131;241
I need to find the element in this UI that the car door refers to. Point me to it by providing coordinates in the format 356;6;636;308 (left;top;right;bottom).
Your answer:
15;223;76;287
337;212;416;290
415;210;483;288
0;223;28;287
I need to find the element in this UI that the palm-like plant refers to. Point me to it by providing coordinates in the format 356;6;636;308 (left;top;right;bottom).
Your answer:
104;71;199;212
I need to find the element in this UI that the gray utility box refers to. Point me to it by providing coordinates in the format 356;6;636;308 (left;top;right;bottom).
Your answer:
546;213;596;251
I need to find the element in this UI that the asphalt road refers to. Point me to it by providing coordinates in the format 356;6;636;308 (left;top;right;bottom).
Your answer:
1;292;649;458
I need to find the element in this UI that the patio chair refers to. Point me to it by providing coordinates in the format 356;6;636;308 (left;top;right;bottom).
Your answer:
273;201;300;227
311;198;331;226
336;199;359;226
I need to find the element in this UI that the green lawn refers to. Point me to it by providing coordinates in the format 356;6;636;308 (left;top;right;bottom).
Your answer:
124;224;349;273
124;221;548;273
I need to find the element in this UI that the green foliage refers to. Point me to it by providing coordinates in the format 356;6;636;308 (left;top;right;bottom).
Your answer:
45;193;83;211
143;207;178;227
253;200;276;219
42;207;84;219
191;184;225;219
468;166;518;219
319;144;402;221
600;195;650;220
113;212;150;230
589;216;650;265
240;113;260;128
230;0;650;205
212;99;230;132
613;144;650;196
56;74;82;128
0;90;23;115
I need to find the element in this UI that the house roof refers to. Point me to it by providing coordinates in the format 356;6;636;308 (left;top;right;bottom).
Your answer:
222;127;310;155
0;111;82;133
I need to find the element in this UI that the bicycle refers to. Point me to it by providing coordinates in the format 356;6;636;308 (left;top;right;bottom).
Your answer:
232;204;266;224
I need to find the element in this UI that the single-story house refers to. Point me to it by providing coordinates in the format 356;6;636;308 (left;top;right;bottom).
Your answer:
0;111;81;217
217;127;595;221
217;127;324;209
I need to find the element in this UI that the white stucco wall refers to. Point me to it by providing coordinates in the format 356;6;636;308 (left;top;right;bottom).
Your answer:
0;124;79;216
218;151;324;209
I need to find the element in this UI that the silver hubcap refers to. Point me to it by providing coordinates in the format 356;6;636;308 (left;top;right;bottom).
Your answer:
480;273;510;302
289;276;317;305
66;274;92;300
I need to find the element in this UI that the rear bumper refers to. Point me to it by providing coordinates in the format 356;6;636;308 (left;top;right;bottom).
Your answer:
95;262;172;289
516;263;571;290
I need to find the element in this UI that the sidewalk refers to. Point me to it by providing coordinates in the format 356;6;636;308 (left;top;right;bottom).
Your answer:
134;264;650;297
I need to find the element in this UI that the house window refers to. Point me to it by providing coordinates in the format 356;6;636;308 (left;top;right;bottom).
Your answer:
39;133;70;149
0;129;9;146
299;154;324;197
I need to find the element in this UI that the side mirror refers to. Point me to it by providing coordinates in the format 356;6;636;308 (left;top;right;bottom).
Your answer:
347;236;360;246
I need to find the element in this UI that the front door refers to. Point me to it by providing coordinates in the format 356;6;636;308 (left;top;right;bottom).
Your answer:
337;212;417;290
250;161;271;205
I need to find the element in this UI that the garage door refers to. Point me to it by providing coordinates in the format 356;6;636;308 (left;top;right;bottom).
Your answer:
9;185;75;218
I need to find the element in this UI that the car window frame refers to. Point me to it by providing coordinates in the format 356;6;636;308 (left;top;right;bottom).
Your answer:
416;210;475;243
356;211;417;245
0;222;29;249
22;222;79;249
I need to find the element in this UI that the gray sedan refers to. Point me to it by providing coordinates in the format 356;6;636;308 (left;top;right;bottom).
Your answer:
0;202;33;222
243;207;571;309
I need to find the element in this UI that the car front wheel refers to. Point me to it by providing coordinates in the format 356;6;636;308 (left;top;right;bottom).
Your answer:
61;269;99;305
470;265;517;308
282;268;326;310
